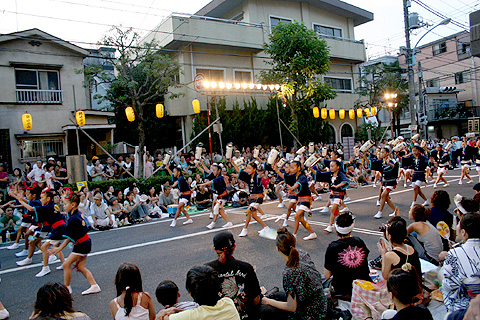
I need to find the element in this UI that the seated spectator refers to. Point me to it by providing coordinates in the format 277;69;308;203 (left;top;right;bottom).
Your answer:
155;280;198;310
195;187;212;210
106;197;129;227
374;269;433;320
206;232;262;319
324;212;370;299
156;265;240;320
30;282;91;319
109;262;155;320
123;181;139;196
0;206;20;242
104;185;115;203
232;190;248;208
442;213;480;312
124;192;149;223
428;190;454;240
377;216;422;282
261;228;327;319
90;193;114;229
78;191;93;227
147;187;159;209
131;188;152;221
407;205;443;264
158;186;174;213
123;156;134;177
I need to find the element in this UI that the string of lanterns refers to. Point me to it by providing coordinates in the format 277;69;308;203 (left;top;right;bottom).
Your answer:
22;110;87;131
312;106;377;120
125;103;165;122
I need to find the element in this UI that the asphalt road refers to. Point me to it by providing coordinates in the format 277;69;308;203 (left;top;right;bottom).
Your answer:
0;169;477;319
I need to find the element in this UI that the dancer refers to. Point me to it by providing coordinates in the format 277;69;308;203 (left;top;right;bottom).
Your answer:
288;161;317;240
272;162;297;227
51;192;101;295
402;145;430;207
199;164;233;229
364;146;399;219
231;159;272;237
313;160;349;232
459;139;475;184
166;165;193;227
433;144;450;188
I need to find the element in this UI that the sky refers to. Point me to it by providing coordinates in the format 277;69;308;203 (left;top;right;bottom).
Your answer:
0;0;478;60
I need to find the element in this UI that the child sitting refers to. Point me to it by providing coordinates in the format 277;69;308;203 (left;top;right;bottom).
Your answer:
155;280;198;310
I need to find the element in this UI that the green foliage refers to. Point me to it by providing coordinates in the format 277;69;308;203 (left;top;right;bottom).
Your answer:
355;122;386;142
260;22;337;142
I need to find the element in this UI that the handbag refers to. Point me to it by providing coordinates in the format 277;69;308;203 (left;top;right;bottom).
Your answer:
351;279;390;320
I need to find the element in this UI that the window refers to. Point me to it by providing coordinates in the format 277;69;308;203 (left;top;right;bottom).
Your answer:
195;68;225;82
234;70;252;83
426;78;440;87
455;71;471;84
20;139;64;160
457;42;471;55
324;77;352;92
432;42;447;55
270;16;292;30
313;24;342;38
15;68;61;103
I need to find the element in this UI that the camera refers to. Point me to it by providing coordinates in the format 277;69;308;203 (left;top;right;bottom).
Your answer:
379;225;387;233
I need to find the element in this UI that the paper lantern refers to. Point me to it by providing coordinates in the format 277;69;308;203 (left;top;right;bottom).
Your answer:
349;109;355;119
329;109;335;120
22;112;32;131
192;99;201;114
321;108;328;119
339;109;345;119
357;108;363;118
76;110;85;127
125;106;135;122
364;108;370;117
312;106;320;118
156;103;164;118
371;107;378;116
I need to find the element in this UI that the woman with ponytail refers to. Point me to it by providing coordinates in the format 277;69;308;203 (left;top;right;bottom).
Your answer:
109;262;155;320
261;228;327;319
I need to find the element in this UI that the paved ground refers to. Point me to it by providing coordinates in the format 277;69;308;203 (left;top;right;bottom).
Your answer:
0;169;477;319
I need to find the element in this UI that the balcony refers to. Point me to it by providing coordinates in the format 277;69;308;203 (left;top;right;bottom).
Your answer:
322;36;366;63
426;103;480;122
151;14;265;51
16;89;63;104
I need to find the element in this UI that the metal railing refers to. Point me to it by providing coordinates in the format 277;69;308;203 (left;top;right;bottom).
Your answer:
426;104;480;121
20;139;64;161
16;89;63;103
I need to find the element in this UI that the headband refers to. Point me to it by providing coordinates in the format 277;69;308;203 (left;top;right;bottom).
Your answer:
454;194;468;215
41;186;51;194
64;187;73;199
27;182;38;190
335;223;355;235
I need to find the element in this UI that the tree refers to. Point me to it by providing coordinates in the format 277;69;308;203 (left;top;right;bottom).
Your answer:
84;27;181;177
356;61;408;140
260;22;337;145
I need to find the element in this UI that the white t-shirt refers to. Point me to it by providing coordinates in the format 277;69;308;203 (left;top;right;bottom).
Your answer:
27;167;45;182
44;171;54;188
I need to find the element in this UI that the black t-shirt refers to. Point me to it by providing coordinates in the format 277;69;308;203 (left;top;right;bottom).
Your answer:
195;190;211;203
428;207;454;233
206;257;261;320
391;305;433;320
324;236;371;297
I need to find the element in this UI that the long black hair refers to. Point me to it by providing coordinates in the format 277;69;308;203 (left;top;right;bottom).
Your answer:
115;262;143;317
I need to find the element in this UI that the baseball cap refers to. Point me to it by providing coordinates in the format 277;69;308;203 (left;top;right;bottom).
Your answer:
48;157;55;161
93;193;103;200
473;183;480;192
92;156;99;160
213;232;235;251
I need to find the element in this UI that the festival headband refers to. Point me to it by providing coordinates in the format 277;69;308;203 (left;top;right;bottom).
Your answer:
41;186;51;194
454;194;468;215
335;223;355;235
27;182;38;190
20;182;28;190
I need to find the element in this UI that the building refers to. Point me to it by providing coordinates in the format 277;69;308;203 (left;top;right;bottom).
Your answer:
141;0;373;145
0;29;115;171
83;47;116;110
399;30;480;138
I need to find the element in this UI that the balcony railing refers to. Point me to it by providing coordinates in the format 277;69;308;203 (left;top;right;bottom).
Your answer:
19;139;64;162
426;103;480;121
16;89;63;103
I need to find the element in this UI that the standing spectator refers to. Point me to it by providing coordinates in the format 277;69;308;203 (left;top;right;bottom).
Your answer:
442;213;480;312
144;155;154;178
30;282;91;320
158;186;174;213
9;168;24;187
0;206;20;242
123;157;134;178
261;228;327;319
90;159;105;182
27;160;45;184
23;162;32;181
155;153;164;169
206;232;262;320
53;165;69;187
89;193;114;228
104;157;117;181
0;163;9;196
324;212;370;299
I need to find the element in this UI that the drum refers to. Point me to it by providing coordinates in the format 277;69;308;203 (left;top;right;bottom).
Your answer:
253;147;260;159
393;141;407;152
308;142;315;154
234;157;245;166
225;143;234;159
412;133;420;140
267;149;279;165
360;140;374;152
164;151;172;165
296;146;306;155
322;147;328;157
167;204;178;218
195;143;203;160
304;154;318;168
276;158;286;168
466;132;476;138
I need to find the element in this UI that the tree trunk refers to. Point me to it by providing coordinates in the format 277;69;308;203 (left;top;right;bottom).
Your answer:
137;103;145;179
290;94;300;148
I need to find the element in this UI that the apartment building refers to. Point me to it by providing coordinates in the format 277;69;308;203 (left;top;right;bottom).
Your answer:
141;0;373;145
0;29;115;170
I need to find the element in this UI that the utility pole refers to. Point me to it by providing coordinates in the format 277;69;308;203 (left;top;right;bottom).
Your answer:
418;61;426;138
403;0;417;134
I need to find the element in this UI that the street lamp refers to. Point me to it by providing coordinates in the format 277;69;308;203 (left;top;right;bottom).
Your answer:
410;18;451;66
385;93;398;138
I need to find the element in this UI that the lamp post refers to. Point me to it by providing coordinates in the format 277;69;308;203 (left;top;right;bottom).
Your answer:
385;93;398;139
